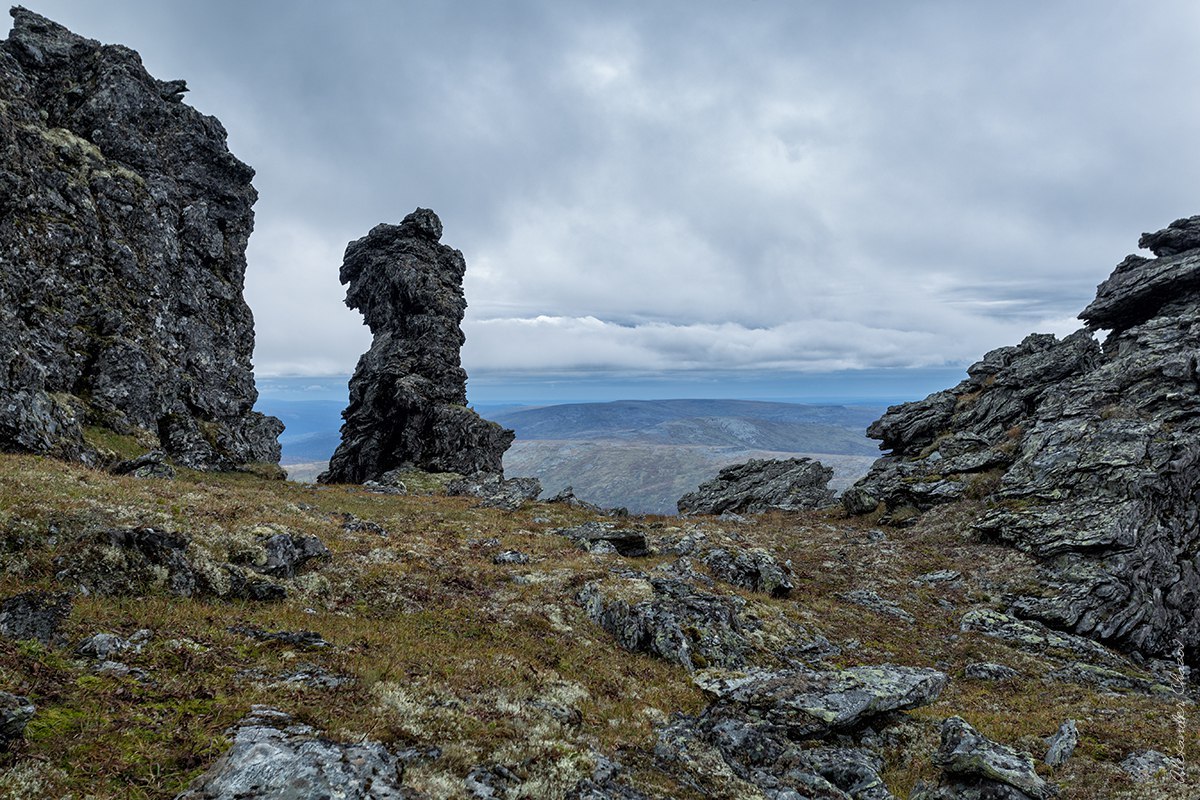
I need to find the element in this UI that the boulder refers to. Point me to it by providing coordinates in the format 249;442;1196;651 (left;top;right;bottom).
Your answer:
318;209;513;484
677;457;835;515
555;522;650;557
1119;749;1183;783
702;546;794;597
1043;719;1078;767
448;473;542;511
846;215;1200;662
0;8;281;469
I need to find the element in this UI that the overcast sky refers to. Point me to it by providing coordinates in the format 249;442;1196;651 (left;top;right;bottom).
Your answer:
15;1;1200;387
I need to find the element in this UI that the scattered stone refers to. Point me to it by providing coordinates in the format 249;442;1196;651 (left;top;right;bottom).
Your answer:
340;515;389;536
1119;749;1183;783
702;546;793;597
175;706;414;799
465;764;520;799
916;716;1054;800
840;486;879;516
76;629;150;661
94;660;149;681
448;473;541;511
229;625;329;650
111;450;175;479
838;589;916;623
1043;719;1078;767
677;457;835;515
238;664;352;690
566;753;648;799
318;209;513;484
555;522;650;557
0;691;35;750
913;569;962;585
0;590;72;644
963;662;1020;681
492;550;530;565
0;8;282;469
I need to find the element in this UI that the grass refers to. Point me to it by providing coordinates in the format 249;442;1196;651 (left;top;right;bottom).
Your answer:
0;453;1196;799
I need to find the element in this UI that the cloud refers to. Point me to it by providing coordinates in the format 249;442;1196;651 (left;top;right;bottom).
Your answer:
17;1;1200;380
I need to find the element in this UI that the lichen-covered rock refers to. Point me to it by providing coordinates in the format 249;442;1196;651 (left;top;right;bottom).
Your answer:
555;522;651;557
0;9;282;469
56;527;287;601
318;209;513;484
448;473;541;511
847;216;1200;663
175;706;416;799
702;546;794;597
0;691;35;750
1043;719;1078;767
1119;749;1183;783
914;716;1055;800
578;573;751;671
693;664;947;740
677;457;835;515
0;589;72;644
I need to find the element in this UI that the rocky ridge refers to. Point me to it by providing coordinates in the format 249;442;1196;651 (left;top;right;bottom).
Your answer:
0;8;282;469
319;209;513;484
677;457;835;515
846;215;1200;663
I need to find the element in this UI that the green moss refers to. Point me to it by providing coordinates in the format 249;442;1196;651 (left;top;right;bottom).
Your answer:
82;425;147;460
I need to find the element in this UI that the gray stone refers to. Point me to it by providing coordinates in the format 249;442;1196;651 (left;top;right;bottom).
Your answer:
703;546;794;597
694;664;947;739
1138;215;1200;257
556;522;650;557
448;473;541;511
257;532;330;578
959;608;1118;665
175;706;415;799
578;573;752;671
0;589;72;644
0;691;35;750
111;450;176;479
545;486;601;513
841;486;879;516
76;629;149;660
1043;719;1077;767
838;589;915;624
963;662;1019;681
927;716;1054;800
1119;749;1183;783
318;209;513;484
677;457;835;515
492;550;530;565
0;9;282;470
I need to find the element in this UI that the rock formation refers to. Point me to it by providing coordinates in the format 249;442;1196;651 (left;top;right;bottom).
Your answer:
847;214;1200;662
318;209;512;484
677;457;834;515
0;8;282;469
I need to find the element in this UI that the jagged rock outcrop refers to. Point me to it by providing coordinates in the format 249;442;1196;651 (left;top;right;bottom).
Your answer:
319;209;512;484
677;457;834;515
912;716;1054;800
846;216;1200;662
0;8;282;469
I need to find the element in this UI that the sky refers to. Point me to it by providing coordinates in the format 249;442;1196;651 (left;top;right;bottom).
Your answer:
13;1;1200;403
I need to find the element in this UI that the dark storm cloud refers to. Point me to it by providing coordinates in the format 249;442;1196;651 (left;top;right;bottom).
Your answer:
17;1;1200;376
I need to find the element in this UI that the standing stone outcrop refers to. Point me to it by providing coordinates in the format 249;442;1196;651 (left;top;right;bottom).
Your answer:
0;9;282;469
677;457;834;515
318;209;512;484
846;215;1200;663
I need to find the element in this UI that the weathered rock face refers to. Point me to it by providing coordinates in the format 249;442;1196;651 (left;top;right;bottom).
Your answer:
848;216;1200;662
0;9;282;469
319;209;512;484
677;457;835;515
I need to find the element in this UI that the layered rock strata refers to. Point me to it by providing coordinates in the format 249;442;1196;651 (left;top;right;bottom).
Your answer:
847;215;1200;662
319;209;512;484
0;8;282;468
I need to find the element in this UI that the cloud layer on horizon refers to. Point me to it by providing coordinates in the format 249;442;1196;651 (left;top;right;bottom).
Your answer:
17;1;1200;378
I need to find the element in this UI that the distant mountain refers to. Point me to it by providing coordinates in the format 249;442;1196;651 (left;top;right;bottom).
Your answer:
490;400;884;514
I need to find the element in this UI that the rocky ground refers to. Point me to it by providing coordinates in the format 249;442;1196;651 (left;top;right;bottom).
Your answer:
0;450;1194;799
